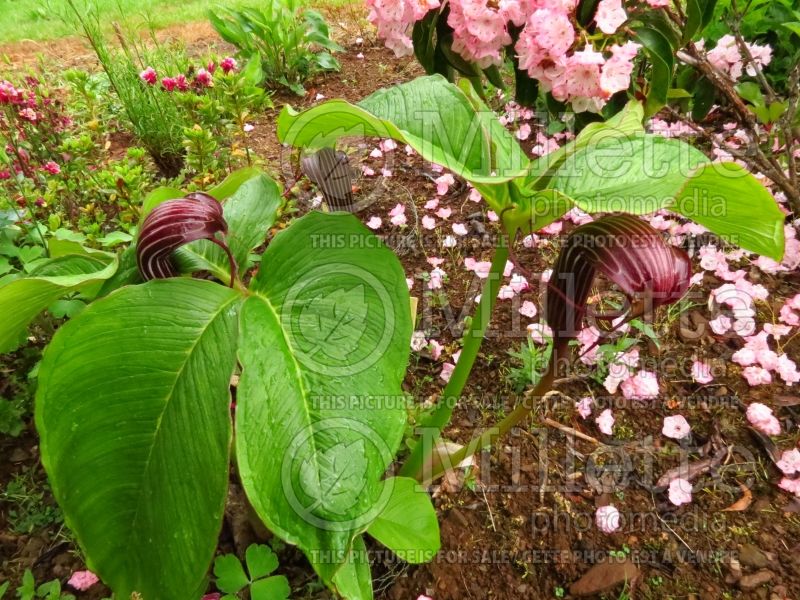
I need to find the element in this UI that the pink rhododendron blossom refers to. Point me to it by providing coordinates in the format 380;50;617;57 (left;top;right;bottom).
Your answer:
411;331;428;352
516;123;531;140
509;274;529;293
435;207;452;219
440;362;455;382
576;396;593;419
527;322;553;344
778;354;800;385
691;360;713;384
422;215;436;230
764;323;792;340
139;66;157;84
779;477;800;498
620;370;659;400
519;300;538;318
435;173;455;195
366;216;382;229
428;267;446;289
428;339;443;360
68;571;99;591
595;504;620;533
668;478;692;506
452;222;468;236
742;366;772;386
777;449;800;476
662;415;691;440
746;402;781;435
424;198;439;210
595;0;627;34
596;408;615;435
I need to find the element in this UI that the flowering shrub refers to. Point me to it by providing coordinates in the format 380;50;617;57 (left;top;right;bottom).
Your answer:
368;0;713;113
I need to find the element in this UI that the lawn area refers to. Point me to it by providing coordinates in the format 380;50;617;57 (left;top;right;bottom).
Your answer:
0;0;252;43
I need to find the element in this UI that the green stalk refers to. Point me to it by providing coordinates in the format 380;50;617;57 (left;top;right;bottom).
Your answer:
399;239;509;479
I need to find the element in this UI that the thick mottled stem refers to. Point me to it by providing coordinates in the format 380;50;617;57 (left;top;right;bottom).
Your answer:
399;240;509;479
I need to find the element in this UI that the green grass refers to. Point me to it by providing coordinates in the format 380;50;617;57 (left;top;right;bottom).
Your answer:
0;0;250;43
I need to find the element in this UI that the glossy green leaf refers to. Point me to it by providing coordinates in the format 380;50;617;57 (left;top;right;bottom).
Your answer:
0;253;118;353
547;134;708;213
332;535;373;600
140;186;184;220
672;162;785;260
367;477;440;563
36;279;241;599
634;27;674;116
277;75;528;192
237;211;411;584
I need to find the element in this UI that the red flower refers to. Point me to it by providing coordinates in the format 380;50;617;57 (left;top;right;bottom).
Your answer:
220;57;237;73
42;161;60;175
195;68;213;87
139;66;157;85
161;77;177;92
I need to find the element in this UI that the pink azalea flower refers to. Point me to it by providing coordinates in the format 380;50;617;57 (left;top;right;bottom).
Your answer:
370;147;383;158
691;360;714;384
519;300;537;318
421;215;436;230
468;188;481;202
746;402;781;435
42;161;60;175
68;570;99;591
424;198;439;210
596;408;615;435
620;370;660;400
595;504;620;534
195;68;213;87
390;213;407;226
777;448;800;475
435;207;452;219
221;57;237;73
452;223;468;236
366;216;382;230
161;76;177;91
576;396;593;419
435;173;454;195
139;66;157;84
668;478;692;506
380;139;397;152
662;415;691;440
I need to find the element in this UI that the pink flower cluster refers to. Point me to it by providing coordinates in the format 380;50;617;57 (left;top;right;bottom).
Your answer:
138;59;235;91
371;0;651;112
366;0;440;56
701;34;772;82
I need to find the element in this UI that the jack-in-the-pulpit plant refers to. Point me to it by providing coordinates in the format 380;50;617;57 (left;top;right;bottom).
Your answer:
29;169;439;600
16;74;786;600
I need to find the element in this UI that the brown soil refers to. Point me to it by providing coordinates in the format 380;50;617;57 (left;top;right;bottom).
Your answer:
2;13;800;600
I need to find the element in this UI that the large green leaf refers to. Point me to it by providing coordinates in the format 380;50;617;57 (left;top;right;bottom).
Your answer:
367;477;440;563
277;75;528;194
0;253;118;353
236;211;411;584
36;279;241;599
548;134;708;214
673;162;785;260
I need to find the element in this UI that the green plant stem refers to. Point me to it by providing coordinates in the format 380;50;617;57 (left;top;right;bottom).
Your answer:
423;363;557;483
399;240;509;479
